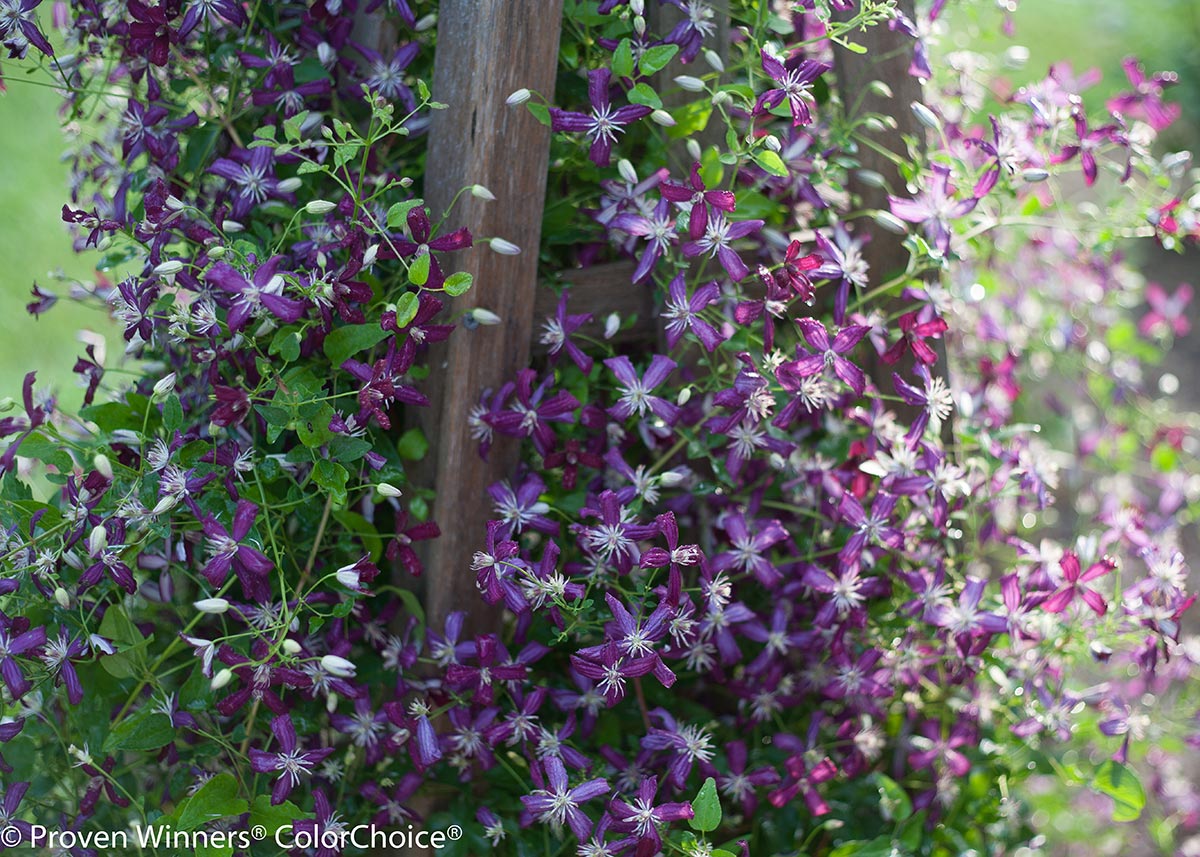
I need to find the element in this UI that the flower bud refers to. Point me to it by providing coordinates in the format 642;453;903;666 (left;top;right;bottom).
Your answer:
327;692;339;713
153;372;177;399
321;654;358;678
54;587;71;608
93;453;113;479
415;12;436;31
335;564;361;589
165;195;187;211
674;75;706;92
659;469;686;487
604;313;620;340
222;220;245;233
686;139;702;161
471;184;496;201
88;525;107;557
676;386;692;406
506;88;532;106
910;101;941;130
377;482;403;498
710;90;731;107
154;260;184;276
650;109;676;127
489;237;521;255
630;0;644;13
305;199;336;215
857;169;887;188
617;159;638;185
703;49;725;72
872;210;909;234
282;638;302;655
633;15;645;36
194;597;230;614
210;668;234;691
363;244;379;267
763;134;781;153
471;308;502;326
867;80;894;99
1022;168;1049;182
399;176;414;188
208;245;226;259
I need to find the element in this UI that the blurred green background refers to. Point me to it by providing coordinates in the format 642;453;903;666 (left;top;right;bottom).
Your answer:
0;0;1197;405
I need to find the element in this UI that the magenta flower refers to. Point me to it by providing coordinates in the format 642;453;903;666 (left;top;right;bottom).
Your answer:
882;310;948;366
611;198;676;282
838;491;903;563
249;714;335;804
376;205;472;289
1052;109;1125;187
550;68;652;167
1107;57;1180;131
539;291;594;373
209;147;292;219
789;318;870;397
520;756;609;840
888;165;977;254
659;161;737;240
0;0;54;59
1042;552;1116;616
1139;281;1192;337
754;50;829;126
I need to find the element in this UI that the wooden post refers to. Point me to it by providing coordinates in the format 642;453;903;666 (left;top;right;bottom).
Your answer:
418;0;564;632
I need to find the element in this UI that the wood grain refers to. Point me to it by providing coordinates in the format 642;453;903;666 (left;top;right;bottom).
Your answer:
418;0;565;633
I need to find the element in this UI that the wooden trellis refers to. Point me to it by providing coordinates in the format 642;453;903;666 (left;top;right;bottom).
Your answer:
398;0;927;635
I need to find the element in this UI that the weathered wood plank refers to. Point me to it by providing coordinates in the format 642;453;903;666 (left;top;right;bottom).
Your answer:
419;0;565;632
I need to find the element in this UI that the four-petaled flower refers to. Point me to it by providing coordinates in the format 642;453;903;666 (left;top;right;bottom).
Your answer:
249;714;335;804
550;68;652;167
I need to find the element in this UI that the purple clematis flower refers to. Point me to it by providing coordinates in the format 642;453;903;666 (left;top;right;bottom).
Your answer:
249;714;335;805
611;197;676;283
1;0;53;58
789;318;870;397
607;774;695;851
882;310;948;366
490;368;581;457
0;624;44;700
605;355;679;423
661;275;723;352
892;367;955;447
754;50;829;126
930;577;1007;645
838;491;903;562
200;500;273;602
682;213;763;282
39;629;87;705
1139;281;1192;337
520;756;610;841
354;41;420;108
376;205;472;289
127;0;181;66
711;513;788;588
0;781;33;847
1052;108;1125;187
209;147;292;220
539;291;594;373
206;256;307;332
550;68;652;167
888;165;977;254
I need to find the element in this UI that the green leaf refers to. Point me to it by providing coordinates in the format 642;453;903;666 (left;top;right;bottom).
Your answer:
323;323;390;366
297;160;324;175
443;271;473;297
99;604;144;646
282;111;310;141
104;711;176;752
269;328;301;363
396;427;428;460
393;290;421;326
612;39;634;78
872;772;913;822
526;102;551;127
688;777;721;833
627;83;662;110
640;44;679;75
754;150;789;177
386;199;425;229
255;404;291;427
1091;760;1146;822
328;435;372;463
162;394;184;433
313;459;349;506
249;795;305;838
408;252;431;286
333;142;362;170
176;774;248;831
